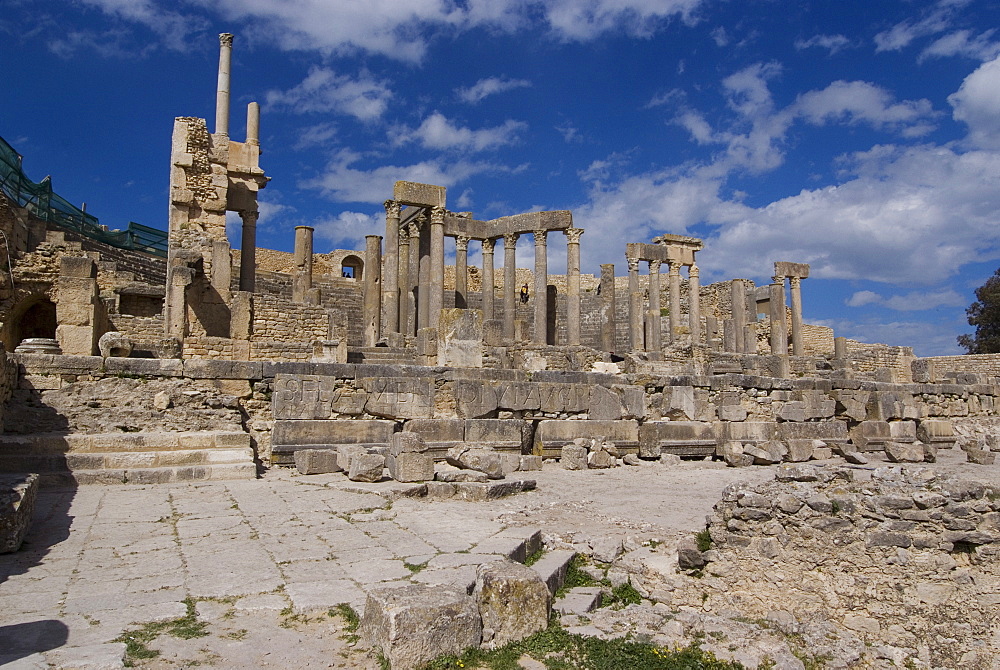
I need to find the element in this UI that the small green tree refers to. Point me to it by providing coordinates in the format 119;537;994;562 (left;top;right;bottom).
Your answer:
958;267;1000;354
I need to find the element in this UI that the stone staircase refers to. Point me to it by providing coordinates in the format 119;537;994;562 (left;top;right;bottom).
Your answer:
0;431;257;486
347;346;418;365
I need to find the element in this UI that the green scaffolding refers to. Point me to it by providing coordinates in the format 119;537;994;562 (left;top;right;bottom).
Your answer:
0;135;167;257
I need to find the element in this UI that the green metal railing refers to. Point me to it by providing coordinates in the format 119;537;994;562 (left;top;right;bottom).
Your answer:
0;135;167;257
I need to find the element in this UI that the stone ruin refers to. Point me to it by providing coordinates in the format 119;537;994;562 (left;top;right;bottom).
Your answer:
1;31;1000;669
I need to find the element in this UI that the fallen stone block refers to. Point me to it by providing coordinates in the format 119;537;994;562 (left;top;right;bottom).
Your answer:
720;441;752;468
785;439;818;462
390;432;430;455
530;549;577;595
0;474;39;553
475;560;551;649
360;584;482;670
518;455;542;471
294;449;341;475
386;452;434;482
554;587;603;616
966;447;996;465
560;444;588;470
437;469;489;483
348;453;385;482
884;441;924;463
446;445;504;479
677;536;706;569
844;451;869;465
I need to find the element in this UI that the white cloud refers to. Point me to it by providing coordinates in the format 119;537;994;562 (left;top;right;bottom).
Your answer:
540;0;702;40
265;67;391;121
456;77;531;104
922;29;1000;62
300;149;502;204
948;55;1000;150
78;0;205;50
874;8;954;53
312;210;382;250
817;317;966;356
846;289;965;311
794;34;851;55
793;81;938;137
391;113;527;152
293;123;338;150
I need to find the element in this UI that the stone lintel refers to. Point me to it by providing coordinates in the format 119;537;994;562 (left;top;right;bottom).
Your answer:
774;261;810;279
394;181;446;208
652;233;704;250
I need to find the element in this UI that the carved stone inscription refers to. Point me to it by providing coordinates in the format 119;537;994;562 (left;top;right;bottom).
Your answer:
455;381;590;419
273;374;365;419
362;377;434;419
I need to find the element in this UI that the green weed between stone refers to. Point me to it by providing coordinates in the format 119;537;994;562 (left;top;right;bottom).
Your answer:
114;598;209;666
524;548;544;567
330;603;362;643
695;529;713;553
418;625;746;670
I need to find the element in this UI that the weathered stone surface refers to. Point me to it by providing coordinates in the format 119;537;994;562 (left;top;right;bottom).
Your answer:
390;432;429;456
294;449;341;475
387;452;434;482
0;474;39;553
587;441;619;469
361;583;481;670
884;441;924;463
850;421;892;451
677;536;706;569
966;447;996;465
561;444;588;470
436;469;489;483
518;455;542;471
720;441;752;467
639;421;716;458
438;308;483;368
785;439;817;462
348;453;385;482
534;420;639;458
362;377;435;419
475;560;550;649
446;446;504;479
844;451;869;465
98;331;133;358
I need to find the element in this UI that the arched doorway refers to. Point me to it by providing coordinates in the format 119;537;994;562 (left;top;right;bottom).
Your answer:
12;298;57;346
341;255;363;280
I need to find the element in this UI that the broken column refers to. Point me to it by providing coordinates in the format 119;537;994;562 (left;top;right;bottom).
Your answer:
382;200;400;333
565;228;583;346
292;225;314;303
533;229;547;345
364;235;382;346
482;238;495;320
789;276;803;355
600;263;616;353
731;279;746;353
503;233;518;341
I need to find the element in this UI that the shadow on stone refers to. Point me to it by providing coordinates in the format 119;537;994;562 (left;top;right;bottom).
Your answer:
0;619;69;661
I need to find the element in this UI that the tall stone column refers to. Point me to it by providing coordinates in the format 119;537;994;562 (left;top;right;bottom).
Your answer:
503;233;518;341
646;260;662;353
688;264;701;344
246;102;259;145
565;228;583;346
482;238;495;320
363;235;382;346
668;261;681;343
215;33;233;136
417;216;430;330
532;229;548;345
455;234;469;309
382;200;400;334
292;225;314;302
731;279;746;353
627;256;643;351
407;222;421;336
238;209;258;293
600;264;616;352
789;276;804;356
769;275;787;355
429;207;445;329
398;225;411;335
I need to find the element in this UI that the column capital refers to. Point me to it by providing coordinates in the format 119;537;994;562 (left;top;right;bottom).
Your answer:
627;256;639;273
219;32;234;47
689;264;699;278
239;209;258;226
667;260;681;276
399;225;410;242
649;259;662;273
772;274;786;284
565;228;584;244
482;237;495;254
503;232;519;246
455;234;470;252
384;200;401;218
430;206;445;225
406;221;421;238
789;275;801;289
533;229;547;246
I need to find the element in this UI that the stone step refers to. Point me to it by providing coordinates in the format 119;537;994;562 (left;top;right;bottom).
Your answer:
0;447;254;474
0;431;250;454
530;549;577;596
40;462;257;487
553;586;604;615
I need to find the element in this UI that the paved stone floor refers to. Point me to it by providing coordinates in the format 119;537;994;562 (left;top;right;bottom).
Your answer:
6;458;931;668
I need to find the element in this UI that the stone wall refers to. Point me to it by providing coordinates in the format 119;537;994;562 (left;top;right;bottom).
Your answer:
251;294;328;342
919;354;1000;378
845;340;916;381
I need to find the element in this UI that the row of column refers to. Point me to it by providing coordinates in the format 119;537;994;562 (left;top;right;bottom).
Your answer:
627;258;701;352
376;201;585;347
726;274;806;356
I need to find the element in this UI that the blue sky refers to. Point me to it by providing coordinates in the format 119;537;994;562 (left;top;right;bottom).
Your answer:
3;0;1000;356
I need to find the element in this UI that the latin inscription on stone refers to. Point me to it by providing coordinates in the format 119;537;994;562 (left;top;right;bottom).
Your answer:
274;374;365;419
455;381;590;418
362;377;434;419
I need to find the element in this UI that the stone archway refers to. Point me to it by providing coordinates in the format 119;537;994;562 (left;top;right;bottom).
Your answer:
341;255;363;280
11;297;57;347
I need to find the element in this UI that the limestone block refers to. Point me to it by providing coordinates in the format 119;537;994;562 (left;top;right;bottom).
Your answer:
393;181;447;208
446;446;504;479
720;422;777;444
917;419;955;446
437;308;483;368
561;444;588;470
466;419;527;452
534;420;639;458
587;441;619;469
662;386;697;420
867;392;906;421
744;442;782;465
638;421;716;458
387;452;435;482
519;455;542;471
778;401;809;422
720;441;752;467
718;404;748;421
832;390;870;422
884;441;924;463
337;445;366;471
677;536;706;569
811;446;833;460
436;469;488;483
272;419;395;448
0;474;39;553
363;377;434;419
390;432;429;456
55;324;96;356
482;319;503;347
849;421;891;451
98;331;133;358
776;421;849;445
888;420;917;443
348;453;385;482
294;449;342;475
60;255;97;278
785;439;817;462
475;560;550;649
360;583;481;670
589;385;623;420
966;447;996;465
